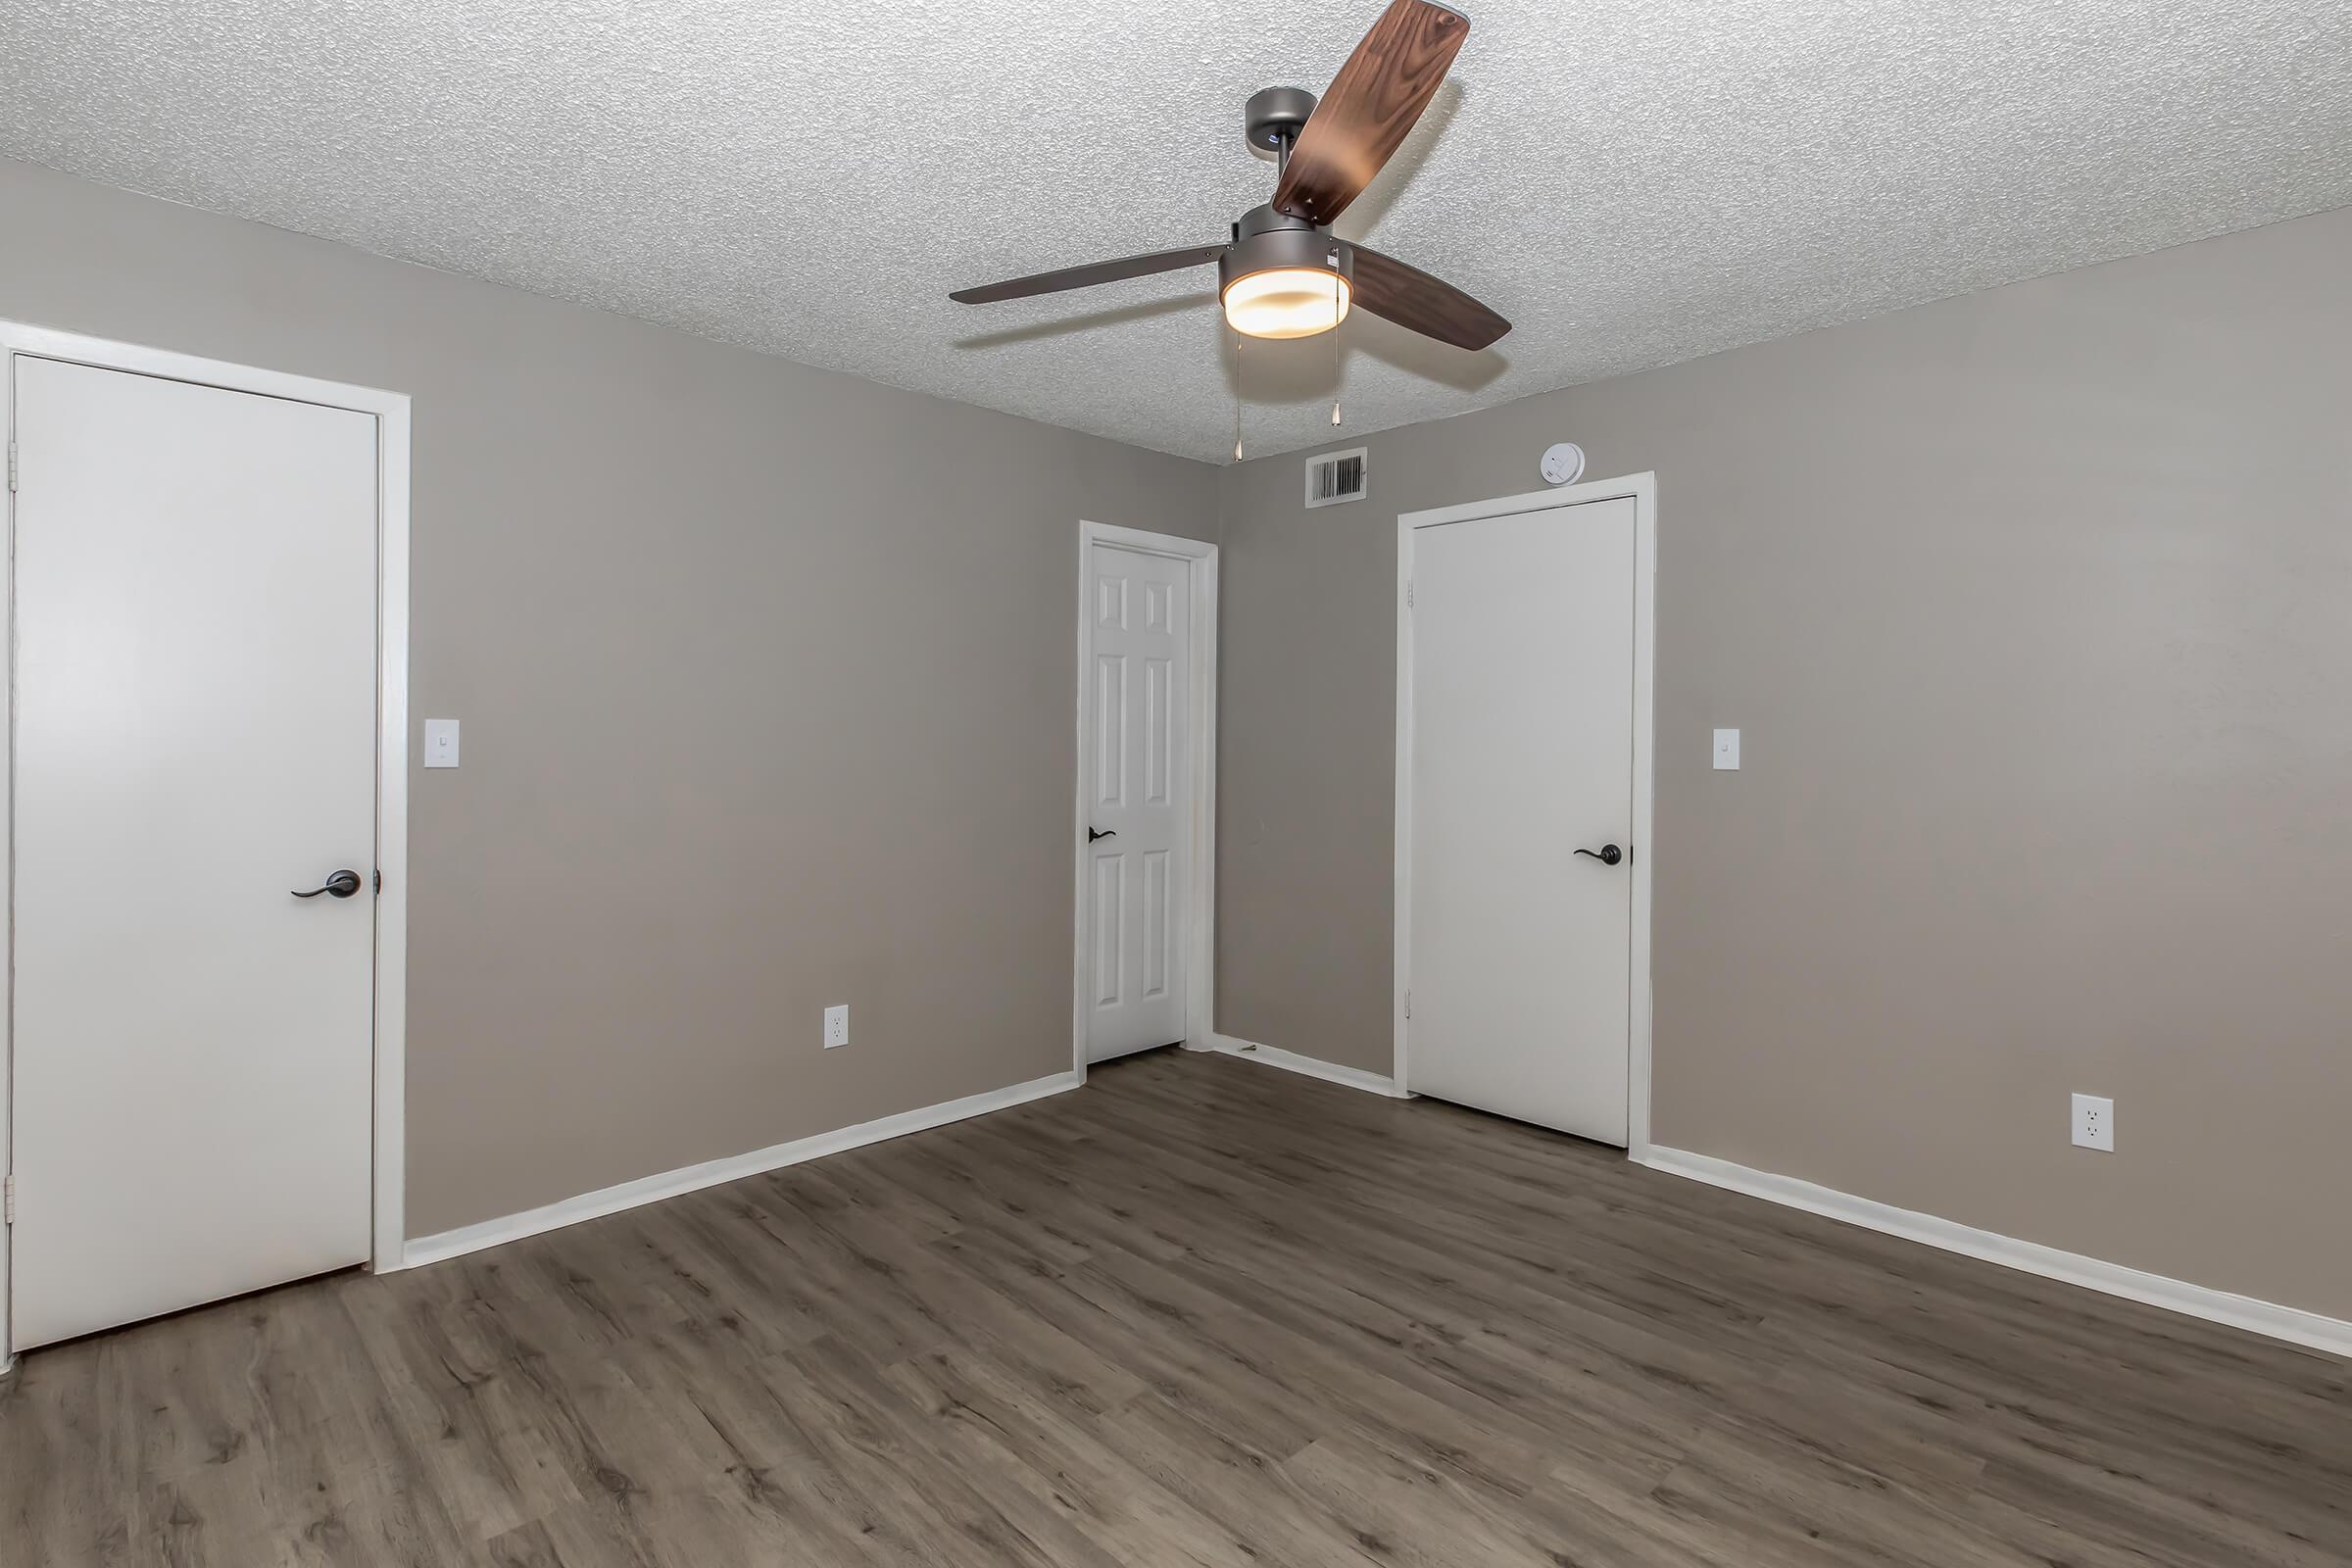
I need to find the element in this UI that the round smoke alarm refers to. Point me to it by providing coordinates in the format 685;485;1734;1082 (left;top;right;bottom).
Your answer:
1540;442;1586;487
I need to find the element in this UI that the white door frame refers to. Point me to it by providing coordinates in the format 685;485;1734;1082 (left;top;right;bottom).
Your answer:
1072;521;1218;1078
0;320;411;1366
1394;472;1657;1156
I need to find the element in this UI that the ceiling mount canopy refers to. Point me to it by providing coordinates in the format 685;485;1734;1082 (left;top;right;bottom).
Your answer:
948;0;1508;353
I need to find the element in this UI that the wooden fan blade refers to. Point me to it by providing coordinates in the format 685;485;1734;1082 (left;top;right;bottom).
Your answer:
1272;0;1469;225
950;244;1226;305
1348;245;1508;350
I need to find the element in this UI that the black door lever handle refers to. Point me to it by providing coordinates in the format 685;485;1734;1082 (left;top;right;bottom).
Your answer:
293;868;365;899
1089;827;1116;842
1573;845;1624;866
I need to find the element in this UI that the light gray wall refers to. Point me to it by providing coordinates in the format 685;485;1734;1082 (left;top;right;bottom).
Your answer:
0;156;1218;1239
1216;204;2352;1321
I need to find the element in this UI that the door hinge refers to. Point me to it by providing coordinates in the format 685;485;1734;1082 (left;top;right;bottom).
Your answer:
6;439;17;494
1405;579;1414;609
4;1174;15;1225
1404;989;1412;1019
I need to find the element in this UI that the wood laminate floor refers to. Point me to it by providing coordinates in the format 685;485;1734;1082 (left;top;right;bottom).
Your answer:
4;1047;2347;1566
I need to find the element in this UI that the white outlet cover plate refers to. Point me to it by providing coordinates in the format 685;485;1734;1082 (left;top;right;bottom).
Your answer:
2071;1093;2115;1151
823;1004;849;1049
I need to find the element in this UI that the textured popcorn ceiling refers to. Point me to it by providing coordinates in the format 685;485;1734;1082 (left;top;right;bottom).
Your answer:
4;2;2349;464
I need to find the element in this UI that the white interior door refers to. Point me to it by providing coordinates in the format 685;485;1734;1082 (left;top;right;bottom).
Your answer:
1406;496;1637;1143
1084;543;1191;1062
10;355;380;1351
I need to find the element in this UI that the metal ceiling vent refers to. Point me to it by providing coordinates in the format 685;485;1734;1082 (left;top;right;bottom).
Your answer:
1304;446;1368;509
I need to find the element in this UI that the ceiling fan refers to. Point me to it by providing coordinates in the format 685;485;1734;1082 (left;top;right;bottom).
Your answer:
948;0;1509;353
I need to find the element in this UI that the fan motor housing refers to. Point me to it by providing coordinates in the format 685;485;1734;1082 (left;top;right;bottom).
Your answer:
1219;223;1353;299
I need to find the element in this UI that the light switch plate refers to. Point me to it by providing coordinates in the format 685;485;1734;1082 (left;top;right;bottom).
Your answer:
1712;728;1740;770
424;718;461;768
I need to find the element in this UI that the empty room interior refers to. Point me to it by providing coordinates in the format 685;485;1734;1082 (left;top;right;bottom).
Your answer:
3;1;2350;1563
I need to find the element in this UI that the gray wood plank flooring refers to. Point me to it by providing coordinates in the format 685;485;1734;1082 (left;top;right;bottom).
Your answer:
4;1047;2347;1565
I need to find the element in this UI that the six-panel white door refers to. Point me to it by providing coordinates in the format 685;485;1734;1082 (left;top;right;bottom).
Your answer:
1084;544;1191;1061
10;356;381;1351
1405;496;1638;1144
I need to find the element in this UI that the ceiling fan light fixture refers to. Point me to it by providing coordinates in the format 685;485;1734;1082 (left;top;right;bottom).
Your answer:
1223;268;1352;339
1218;225;1355;341
949;2;1511;356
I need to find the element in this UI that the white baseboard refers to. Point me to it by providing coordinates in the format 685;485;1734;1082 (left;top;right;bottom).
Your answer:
401;1069;1084;1270
1639;1146;2352;1360
1202;1033;1411;1099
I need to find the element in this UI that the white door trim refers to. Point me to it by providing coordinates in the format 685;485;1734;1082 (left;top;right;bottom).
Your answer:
1394;472;1657;1156
0;320;411;1367
1072;521;1218;1079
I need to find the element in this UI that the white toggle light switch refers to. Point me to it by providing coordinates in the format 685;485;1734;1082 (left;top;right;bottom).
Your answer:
424;718;461;768
1712;728;1740;770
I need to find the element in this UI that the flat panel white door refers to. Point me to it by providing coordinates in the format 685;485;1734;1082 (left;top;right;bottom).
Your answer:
1084;544;1190;1061
11;355;379;1351
1407;496;1637;1143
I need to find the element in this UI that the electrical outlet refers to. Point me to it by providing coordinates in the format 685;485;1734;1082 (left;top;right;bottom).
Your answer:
2071;1093;2114;1152
822;1004;850;1050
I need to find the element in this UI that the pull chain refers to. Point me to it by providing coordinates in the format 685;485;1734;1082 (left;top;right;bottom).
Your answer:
1232;329;1245;461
